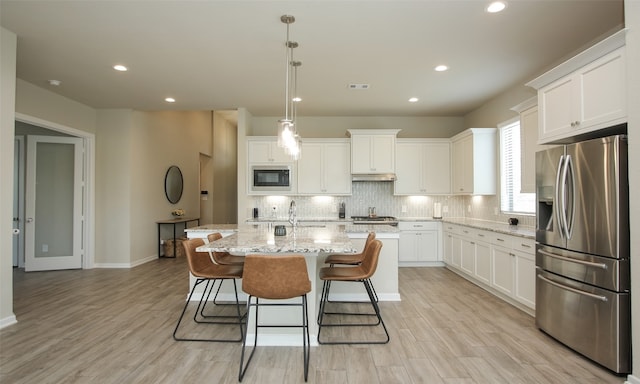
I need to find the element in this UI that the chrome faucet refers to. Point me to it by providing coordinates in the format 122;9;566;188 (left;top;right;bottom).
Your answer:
288;199;298;230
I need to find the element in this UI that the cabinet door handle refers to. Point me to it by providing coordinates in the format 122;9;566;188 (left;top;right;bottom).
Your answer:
477;233;485;237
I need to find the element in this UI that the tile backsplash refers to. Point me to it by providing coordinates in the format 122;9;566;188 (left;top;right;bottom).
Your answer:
249;182;535;228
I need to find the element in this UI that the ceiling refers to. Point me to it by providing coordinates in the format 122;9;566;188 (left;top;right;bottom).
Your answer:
0;1;624;117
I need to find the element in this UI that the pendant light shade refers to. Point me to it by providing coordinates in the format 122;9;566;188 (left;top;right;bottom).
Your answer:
277;15;302;160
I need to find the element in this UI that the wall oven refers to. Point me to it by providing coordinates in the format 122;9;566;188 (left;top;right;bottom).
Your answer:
251;165;292;192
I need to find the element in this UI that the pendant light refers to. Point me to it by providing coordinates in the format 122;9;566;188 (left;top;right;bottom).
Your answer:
277;14;302;160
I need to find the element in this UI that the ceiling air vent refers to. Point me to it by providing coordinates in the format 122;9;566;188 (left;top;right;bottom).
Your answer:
348;84;370;90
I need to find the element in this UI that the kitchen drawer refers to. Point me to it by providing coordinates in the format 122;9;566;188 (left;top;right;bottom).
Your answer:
459;226;476;238
513;237;535;255
443;223;462;234
398;221;438;231
489;232;513;248
473;230;490;243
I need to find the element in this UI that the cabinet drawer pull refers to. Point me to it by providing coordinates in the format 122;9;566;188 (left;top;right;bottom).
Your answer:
477;233;485;237
496;238;505;242
520;243;532;248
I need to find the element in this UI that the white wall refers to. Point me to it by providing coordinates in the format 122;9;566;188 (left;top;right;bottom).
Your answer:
0;27;17;327
101;110;212;266
250;116;465;138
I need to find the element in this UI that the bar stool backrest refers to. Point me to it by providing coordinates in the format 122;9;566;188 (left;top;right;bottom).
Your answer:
207;232;222;242
360;239;383;279
182;238;211;276
243;255;311;299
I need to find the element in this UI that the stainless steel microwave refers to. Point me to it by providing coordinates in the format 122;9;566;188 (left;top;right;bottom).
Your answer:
251;165;292;191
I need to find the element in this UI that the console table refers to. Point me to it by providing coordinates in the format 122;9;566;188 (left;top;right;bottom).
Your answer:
157;217;200;257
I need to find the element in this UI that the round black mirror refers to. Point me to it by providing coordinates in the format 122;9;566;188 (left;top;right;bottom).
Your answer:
164;166;183;204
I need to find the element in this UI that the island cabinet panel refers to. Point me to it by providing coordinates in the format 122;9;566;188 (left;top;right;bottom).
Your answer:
297;139;351;195
442;224;535;313
395;139;451;195
450;128;496;195
348;129;400;174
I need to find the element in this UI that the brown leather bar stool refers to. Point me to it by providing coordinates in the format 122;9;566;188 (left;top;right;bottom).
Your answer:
317;239;390;345
203;232;245;307
317;232;378;324
238;254;311;382
207;232;245;265
324;231;375;266
172;238;244;343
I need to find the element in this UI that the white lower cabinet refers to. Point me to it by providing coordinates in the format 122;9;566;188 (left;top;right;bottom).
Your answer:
474;240;491;286
491;244;515;296
398;221;441;266
442;223;535;312
513;239;536;308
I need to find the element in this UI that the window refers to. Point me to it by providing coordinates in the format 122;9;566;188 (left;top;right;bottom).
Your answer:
500;119;535;214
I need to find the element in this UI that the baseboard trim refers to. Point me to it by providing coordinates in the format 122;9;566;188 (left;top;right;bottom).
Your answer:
94;255;157;269
626;374;640;384
0;314;17;329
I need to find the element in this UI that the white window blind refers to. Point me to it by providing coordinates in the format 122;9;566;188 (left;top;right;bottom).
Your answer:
500;120;535;214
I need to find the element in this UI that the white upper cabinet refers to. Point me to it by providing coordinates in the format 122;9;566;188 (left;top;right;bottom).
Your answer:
526;31;626;144
450;128;496;195
348;129;400;174
297;139;351;195
511;97;538;194
395;139;451;195
247;138;292;164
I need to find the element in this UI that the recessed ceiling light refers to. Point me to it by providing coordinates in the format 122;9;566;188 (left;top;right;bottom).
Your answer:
113;64;128;71
165;97;176;103
292;97;302;102
408;97;419;103
48;79;61;86
434;65;448;72
486;1;507;13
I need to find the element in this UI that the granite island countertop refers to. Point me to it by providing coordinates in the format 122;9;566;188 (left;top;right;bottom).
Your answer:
195;223;362;254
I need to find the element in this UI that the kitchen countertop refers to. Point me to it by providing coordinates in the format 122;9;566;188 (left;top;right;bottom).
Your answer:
195;223;359;254
186;222;400;235
442;217;535;239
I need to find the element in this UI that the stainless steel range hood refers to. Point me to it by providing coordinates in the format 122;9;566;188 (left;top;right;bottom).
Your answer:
351;173;396;182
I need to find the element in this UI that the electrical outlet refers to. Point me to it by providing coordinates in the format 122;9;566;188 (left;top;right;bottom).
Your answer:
331;205;337;213
467;205;472;213
401;205;407;213
494;207;499;215
443;206;449;213
42;244;48;252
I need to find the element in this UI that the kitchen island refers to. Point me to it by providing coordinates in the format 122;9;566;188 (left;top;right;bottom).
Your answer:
185;222;400;346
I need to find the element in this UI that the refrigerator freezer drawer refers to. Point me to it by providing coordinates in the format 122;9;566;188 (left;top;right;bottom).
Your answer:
536;245;629;292
535;270;630;374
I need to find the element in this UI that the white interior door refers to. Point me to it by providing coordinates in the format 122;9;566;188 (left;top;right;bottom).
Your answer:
25;136;84;271
13;137;25;267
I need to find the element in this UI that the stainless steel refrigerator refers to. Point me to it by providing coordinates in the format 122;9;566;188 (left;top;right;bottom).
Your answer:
535;134;630;374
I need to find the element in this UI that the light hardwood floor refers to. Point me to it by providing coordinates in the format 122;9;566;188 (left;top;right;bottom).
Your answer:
0;258;626;383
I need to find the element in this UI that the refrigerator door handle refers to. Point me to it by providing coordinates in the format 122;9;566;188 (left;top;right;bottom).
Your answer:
555;155;566;239
565;154;575;239
538;274;608;302
538;249;608;270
